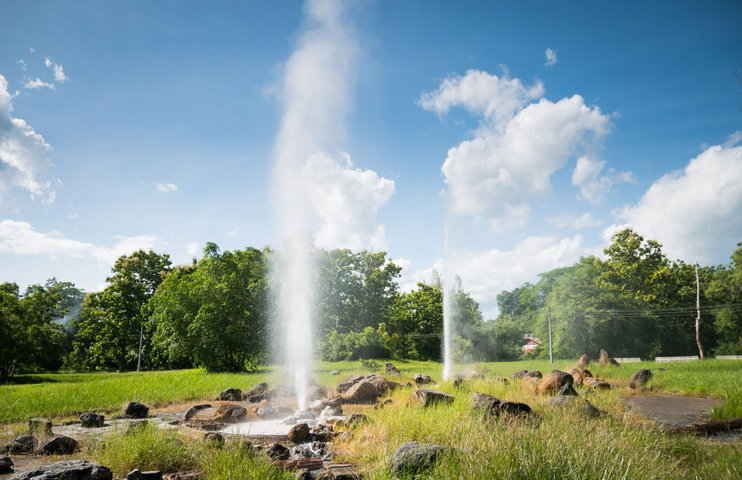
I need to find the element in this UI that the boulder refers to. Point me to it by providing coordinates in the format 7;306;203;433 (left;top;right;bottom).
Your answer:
512;370;529;379
305;384;327;402
80;412;105;428
391;441;443;476
629;369;652;389
0;456;13;474
245;382;270;402
537;371;574;396
413;373;433;385
214;404;247;423
576;353;590;369
340;381;378;404
288;423;310;444
385;362;401;375
558;383;578;396
5;435;38;454
184;404;212;421
336;375;367;393
218;388;242;401
203;432;225;447
346;413;369;426
309;424;333;442
320;405;342;418
127;469;163;480
124;402;149;419
366;375;400;395
411;389;454;407
10;460;112;480
28;418;53;436
472;392;500;413
568;368;593;386
585;378;611;391
524;370;543;379
42;436;78;455
497;401;533;417
266;443;290;461
598;349;620;367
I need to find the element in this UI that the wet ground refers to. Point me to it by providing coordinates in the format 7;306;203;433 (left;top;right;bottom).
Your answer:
622;395;722;429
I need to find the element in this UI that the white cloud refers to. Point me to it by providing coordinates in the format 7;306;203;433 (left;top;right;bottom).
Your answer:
421;71;611;230
549;212;602;230
0;75;55;202
186;242;199;256
23;78;55;90
571;156;634;204
0;219;164;264
156;182;178;192
545;48;558;67
606;140;742;264
17;60;27;71
302;152;394;251
44;57;68;83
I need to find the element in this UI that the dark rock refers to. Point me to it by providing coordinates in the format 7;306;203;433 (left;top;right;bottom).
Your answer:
340;381;378;404
366;375;400;395
537;371;573;395
391;441;443;476
385;362;401;375
127;469;163;480
80;412;105;428
203;432;225;447
42;436;78;455
310;424;333;442
217;388;242;401
246;383;270;402
266;443;290;461
214;404;247;423
524;370;543;379
472;392;500;412
184;404;212;421
576;353;590;368
558;383;578;396
124;402;149;419
512;370;529;379
288;423;310;444
10;460;112;480
411;389;454;407
599;349;620;367
0;456;13;474
413;373;433;385
346;413;368;426
629;369;652;389
5;435;38;454
497;401;533;417
584;377;611;390
28;417;53;436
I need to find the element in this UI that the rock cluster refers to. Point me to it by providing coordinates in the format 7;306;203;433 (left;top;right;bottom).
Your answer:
10;460;112;480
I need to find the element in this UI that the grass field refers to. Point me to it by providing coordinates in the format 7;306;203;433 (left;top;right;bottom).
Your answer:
1;359;741;479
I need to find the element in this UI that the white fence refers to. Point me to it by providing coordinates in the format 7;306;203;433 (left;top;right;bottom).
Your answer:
655;356;699;362
716;355;742;360
615;357;641;363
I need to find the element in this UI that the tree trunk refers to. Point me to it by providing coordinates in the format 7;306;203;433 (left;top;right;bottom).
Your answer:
695;264;705;360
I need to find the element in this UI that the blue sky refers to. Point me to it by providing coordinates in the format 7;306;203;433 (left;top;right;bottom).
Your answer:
1;0;740;316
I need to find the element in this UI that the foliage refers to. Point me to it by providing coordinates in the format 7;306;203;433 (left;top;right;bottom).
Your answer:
388;280;443;360
317;326;391;361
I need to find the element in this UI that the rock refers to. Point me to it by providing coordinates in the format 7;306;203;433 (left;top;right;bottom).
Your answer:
549;395;578;408
472;392;500;412
305;384;327;402
42;436;78;455
576;353;590;368
411;389;454;407
127;469;163;480
582;402;605;418
5;435;38;454
288;423;310;444
0;456;13;474
266;443;290;461
568;368;593;386
309;399;326;411
214;404;247;423
537;371;574;395
365;375;400;395
320;405;342;418
629;369;652;389
585;378;611;391
124;402;149;419
340;380;378;404
184;404;212;421
309;424;333;442
452;378;466;389
346;413;368;426
497;401;533;417
10;460;112;480
413;373;433;385
391;441;443;476
329;370;340;376
512;370;529;379
558;383;578;396
80;412;105;428
336;375;367;393
524;370;543;379
385;362;401;375
245;382;269;400
203;432;225;447
599;349;620;367
28;417;53;436
218;388;243;401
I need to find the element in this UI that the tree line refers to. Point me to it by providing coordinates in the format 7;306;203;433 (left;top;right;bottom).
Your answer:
1;229;740;377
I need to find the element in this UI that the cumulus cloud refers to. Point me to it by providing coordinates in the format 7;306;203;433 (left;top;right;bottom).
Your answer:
545;48;558;67
0;75;55;202
23;78;55;90
421;69;611;230
548;212;602;230
570;156;633;203
606;141;742;264
156;182;178;192
0;219;164;264
303;152;394;250
44;57;68;83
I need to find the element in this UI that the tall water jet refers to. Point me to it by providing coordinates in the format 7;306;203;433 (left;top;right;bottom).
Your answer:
441;224;454;380
272;0;358;410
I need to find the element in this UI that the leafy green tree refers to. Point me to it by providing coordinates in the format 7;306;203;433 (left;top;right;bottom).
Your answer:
0;283;24;377
388;280;443;360
707;242;742;354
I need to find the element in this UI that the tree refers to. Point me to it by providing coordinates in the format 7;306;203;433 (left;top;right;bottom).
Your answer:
0;283;24;377
707;242;742;354
388;281;443;360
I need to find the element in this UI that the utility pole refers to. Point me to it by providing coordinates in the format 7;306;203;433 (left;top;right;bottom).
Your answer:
137;323;144;372
695;223;710;360
548;306;553;365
